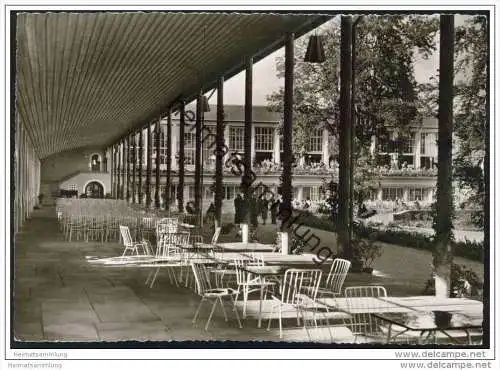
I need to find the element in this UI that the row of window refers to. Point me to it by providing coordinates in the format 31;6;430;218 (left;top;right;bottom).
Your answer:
130;184;429;203
378;187;430;201
378;132;437;156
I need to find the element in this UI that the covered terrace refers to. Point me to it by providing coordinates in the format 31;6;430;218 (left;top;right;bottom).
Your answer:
12;12;484;345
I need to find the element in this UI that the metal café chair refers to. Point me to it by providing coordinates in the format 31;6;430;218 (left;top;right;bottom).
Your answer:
267;269;323;338
191;262;242;331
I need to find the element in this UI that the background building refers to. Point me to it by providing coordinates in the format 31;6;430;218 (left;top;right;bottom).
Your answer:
48;105;438;212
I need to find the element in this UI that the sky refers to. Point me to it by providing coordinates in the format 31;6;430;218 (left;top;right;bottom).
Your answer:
208;15;471;107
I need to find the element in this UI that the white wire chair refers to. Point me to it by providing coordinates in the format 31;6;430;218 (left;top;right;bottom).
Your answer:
119;225;151;256
191;262;242;331
344;285;418;343
233;258;276;318
146;232;191;288
267;269;323;338
86;216;106;243
317;258;351;299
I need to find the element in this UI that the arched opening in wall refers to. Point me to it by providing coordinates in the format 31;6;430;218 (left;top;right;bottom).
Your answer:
90;154;101;172
84;181;104;199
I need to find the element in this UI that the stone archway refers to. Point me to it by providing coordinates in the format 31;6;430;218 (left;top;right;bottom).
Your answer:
84;181;104;198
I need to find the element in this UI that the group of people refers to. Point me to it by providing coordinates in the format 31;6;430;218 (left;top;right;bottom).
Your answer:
234;193;279;228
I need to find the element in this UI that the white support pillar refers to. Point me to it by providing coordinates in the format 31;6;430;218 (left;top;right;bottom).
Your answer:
251;125;256;166
224;124;230;164
273;128;280;163
171;121;178;171
415;130;422;169
298;187;304;202
322;128;329;165
142;128;147;167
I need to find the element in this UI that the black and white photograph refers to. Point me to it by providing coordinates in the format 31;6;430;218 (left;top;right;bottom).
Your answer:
2;1;497;369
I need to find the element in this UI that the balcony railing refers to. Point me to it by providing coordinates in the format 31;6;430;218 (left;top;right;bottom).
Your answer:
124;163;437;177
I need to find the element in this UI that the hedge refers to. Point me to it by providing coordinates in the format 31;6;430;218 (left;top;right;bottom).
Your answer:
294;210;484;262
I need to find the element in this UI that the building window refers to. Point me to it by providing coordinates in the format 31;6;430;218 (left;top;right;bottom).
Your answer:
202;125;216;167
254;127;274;164
420;132;437;169
408;188;426;201
308;128;323;152
303;186;321;201
229;126;244;154
188;186;195;200
382;187;404;201
401;133;415;154
378;135;395;153
184;131;196;165
153;127;168;167
223;185;237;200
90;154;101;172
255;127;274;151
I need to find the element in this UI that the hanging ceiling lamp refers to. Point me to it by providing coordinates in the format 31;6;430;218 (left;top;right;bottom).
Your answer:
304;34;326;63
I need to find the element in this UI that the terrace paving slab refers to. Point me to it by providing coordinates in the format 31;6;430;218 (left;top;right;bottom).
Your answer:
14;207;420;344
43;322;100;341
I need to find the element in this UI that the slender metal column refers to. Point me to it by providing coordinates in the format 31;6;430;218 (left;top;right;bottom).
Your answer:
243;57;253;225
215;77;225;227
146;122;152;208
121;140;126;199
155;118;161;209
195;92;203;221
281;33;294;238
126;136;131;201
112;144;116;198
166;110;172;211
138;129;143;204
117;141;122;199
338;16;353;259
177;101;185;213
132;133;136;203
433;14;455;297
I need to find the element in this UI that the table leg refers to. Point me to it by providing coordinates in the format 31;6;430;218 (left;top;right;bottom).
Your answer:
257;284;265;328
386;323;392;344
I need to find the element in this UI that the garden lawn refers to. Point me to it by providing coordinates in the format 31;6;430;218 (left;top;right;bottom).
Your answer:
249;223;484;297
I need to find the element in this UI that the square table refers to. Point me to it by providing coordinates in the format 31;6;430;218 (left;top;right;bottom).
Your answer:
243;265;285;328
256;253;329;266
373;310;483;344
216;242;276;252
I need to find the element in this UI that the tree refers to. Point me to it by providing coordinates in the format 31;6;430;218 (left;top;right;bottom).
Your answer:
453;16;487;227
433;14;455;298
267;15;439;210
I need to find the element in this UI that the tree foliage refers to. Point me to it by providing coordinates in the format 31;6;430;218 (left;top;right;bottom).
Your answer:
453;16;487;225
267;15;439;206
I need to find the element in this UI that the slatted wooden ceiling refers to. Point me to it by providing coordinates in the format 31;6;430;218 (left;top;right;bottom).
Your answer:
16;12;328;159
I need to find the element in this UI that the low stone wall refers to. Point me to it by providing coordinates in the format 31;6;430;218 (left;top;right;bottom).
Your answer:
393;209;433;222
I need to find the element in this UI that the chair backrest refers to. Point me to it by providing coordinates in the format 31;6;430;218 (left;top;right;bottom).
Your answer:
234;258;249;285
211;227;221;245
190;234;204;246
157;221;178;237
325;258;351;295
191;262;213;295
344;285;387;337
119;225;133;246
142;217;156;229
280;269;323;305
248;252;264;267
157;231;189;258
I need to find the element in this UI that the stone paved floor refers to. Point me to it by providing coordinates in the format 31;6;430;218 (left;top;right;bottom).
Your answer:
13;207;356;343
